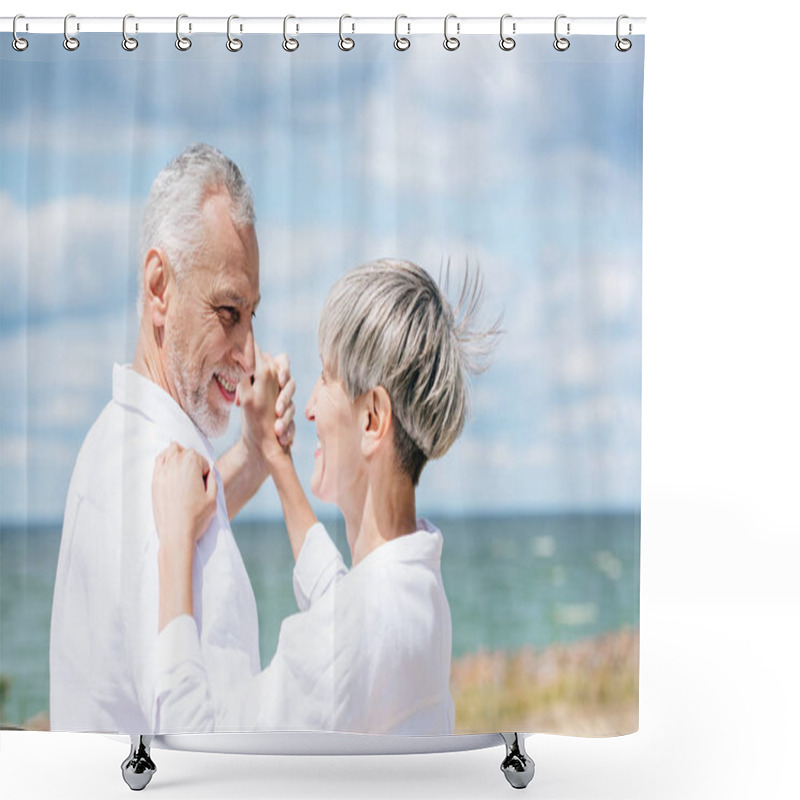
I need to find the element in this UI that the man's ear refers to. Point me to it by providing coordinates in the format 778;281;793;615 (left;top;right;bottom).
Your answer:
361;386;393;458
142;247;172;327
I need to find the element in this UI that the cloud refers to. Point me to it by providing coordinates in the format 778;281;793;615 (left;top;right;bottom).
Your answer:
0;433;80;524
0;312;134;521
546;395;641;439
0;192;141;325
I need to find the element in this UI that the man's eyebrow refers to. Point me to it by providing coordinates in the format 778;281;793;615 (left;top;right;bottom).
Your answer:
212;291;261;310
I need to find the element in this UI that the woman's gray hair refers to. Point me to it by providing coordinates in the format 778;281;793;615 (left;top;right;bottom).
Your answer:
319;258;503;485
137;143;255;315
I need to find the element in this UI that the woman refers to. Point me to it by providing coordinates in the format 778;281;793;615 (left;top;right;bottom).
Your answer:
152;258;500;734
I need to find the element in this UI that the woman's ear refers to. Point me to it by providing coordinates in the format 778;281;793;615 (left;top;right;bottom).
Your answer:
361;386;393;458
142;248;172;327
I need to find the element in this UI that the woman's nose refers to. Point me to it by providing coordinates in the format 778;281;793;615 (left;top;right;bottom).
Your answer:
305;380;319;421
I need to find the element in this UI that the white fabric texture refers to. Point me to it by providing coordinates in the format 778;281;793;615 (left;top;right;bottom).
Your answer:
155;520;456;735
49;364;261;734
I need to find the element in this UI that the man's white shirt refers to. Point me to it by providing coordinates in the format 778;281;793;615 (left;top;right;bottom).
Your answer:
49;364;261;733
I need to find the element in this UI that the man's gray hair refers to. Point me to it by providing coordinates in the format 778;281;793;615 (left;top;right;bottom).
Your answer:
319;258;502;485
137;143;255;315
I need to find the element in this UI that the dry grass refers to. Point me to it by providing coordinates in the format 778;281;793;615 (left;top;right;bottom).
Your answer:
450;628;639;736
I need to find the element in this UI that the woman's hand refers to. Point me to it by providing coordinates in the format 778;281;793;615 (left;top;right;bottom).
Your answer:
153;442;218;550
152;443;218;631
237;347;294;473
216;348;296;521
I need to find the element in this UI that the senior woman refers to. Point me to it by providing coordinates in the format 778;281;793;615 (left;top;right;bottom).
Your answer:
151;258;500;735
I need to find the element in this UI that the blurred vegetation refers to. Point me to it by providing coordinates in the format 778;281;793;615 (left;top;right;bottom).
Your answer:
0;673;49;730
0;673;9;721
451;628;639;736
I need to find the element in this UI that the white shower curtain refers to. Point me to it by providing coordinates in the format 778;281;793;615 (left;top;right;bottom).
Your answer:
1;17;643;739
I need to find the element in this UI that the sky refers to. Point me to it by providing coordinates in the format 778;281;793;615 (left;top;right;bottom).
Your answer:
0;33;644;524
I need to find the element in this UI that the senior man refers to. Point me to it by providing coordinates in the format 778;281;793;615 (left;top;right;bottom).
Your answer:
49;144;294;734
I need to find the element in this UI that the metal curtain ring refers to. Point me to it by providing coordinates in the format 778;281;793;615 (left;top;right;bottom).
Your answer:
394;15;410;51
338;14;355;51
283;15;299;52
227;15;243;51
122;14;138;51
443;14;460;51
176;14;192;51
553;14;570;51
499;14;516;51
12;14;29;51
63;14;80;51
616;15;632;51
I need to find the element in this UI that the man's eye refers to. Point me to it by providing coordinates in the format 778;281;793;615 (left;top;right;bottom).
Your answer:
219;307;239;324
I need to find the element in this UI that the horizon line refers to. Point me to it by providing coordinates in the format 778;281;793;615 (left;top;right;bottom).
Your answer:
1;506;642;531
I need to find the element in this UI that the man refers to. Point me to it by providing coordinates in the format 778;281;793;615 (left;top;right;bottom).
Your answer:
49;144;294;733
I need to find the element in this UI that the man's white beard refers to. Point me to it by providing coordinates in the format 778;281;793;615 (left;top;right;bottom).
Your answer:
168;336;231;439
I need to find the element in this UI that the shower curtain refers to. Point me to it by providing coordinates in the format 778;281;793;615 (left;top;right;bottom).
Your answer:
0;23;643;739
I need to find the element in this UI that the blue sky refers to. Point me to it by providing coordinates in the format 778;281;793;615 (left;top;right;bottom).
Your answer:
0;33;644;523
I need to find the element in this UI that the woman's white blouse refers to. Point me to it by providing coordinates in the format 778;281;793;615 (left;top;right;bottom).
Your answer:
154;520;455;735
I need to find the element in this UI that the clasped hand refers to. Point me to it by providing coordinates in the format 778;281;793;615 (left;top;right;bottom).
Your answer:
237;346;295;472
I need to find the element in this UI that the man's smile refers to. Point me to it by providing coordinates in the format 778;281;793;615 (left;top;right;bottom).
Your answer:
214;373;238;403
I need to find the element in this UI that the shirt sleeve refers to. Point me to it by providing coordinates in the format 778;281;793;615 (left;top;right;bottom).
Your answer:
292;522;348;611
255;597;336;731
152;615;216;733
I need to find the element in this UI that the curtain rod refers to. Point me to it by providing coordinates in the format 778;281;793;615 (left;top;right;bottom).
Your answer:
1;16;646;36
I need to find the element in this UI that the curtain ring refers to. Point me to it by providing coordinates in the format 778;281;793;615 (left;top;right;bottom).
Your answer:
63;14;80;51
175;14;192;51
499;14;516;51
12;15;29;52
122;14;138;51
227;15;243;52
394;15;410;51
615;15;632;52
443;14;460;51
338;14;355;51
283;15;299;52
553;14;570;51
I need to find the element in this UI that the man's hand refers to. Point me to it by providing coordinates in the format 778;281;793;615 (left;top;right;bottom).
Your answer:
237;346;296;475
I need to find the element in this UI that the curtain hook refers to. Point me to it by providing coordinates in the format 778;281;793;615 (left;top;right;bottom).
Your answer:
615;15;632;51
63;13;80;51
499;14;516;51
394;14;410;51
175;14;192;50
283;15;299;52
553;14;570;52
12;14;29;51
122;14;138;51
443;14;460;51
339;14;355;51
227;15;243;52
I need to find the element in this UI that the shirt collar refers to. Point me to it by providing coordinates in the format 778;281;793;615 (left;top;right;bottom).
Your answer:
111;363;216;462
356;518;444;571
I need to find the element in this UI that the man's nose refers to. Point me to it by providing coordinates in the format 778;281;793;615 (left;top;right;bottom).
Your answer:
236;322;256;377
